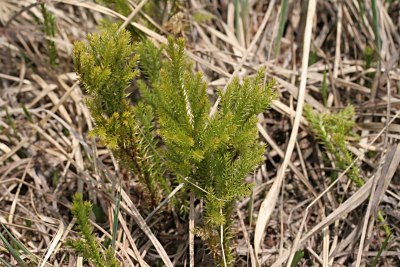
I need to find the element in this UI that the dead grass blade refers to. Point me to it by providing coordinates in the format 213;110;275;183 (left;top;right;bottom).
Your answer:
301;173;374;244
254;0;317;258
278;110;400;265
189;192;195;267
209;0;277;117
355;143;400;266
236;206;256;267
38;221;64;267
119;189;173;267
119;0;148;30
117;213;149;267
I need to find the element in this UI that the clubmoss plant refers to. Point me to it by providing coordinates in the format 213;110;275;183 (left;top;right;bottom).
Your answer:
67;193;120;267
304;105;364;187
304;105;392;236
136;38;275;265
74;23;168;203
74;23;276;265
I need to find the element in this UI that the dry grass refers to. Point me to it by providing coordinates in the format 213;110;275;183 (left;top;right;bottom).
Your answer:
1;0;400;266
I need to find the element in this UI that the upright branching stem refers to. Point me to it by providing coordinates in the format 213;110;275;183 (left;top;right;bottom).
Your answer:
137;37;275;265
74;24;276;265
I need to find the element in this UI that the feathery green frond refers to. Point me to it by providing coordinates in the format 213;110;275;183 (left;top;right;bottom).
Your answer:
75;23;276;265
74;23;138;118
304;103;392;239
67;193;120;267
304;105;364;186
74;24;168;203
137;37;276;265
136;39;163;84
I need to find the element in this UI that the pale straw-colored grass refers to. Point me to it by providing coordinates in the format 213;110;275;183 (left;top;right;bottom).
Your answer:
1;0;399;266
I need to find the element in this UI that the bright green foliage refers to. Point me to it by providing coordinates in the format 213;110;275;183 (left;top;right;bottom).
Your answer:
290;250;305;267
304;105;392;237
74;24;167;203
137;37;276;265
74;23;275;265
364;46;375;70
363;46;378;84
67;193;120;267
304;105;364;187
135;39;162;87
74;23;138;118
